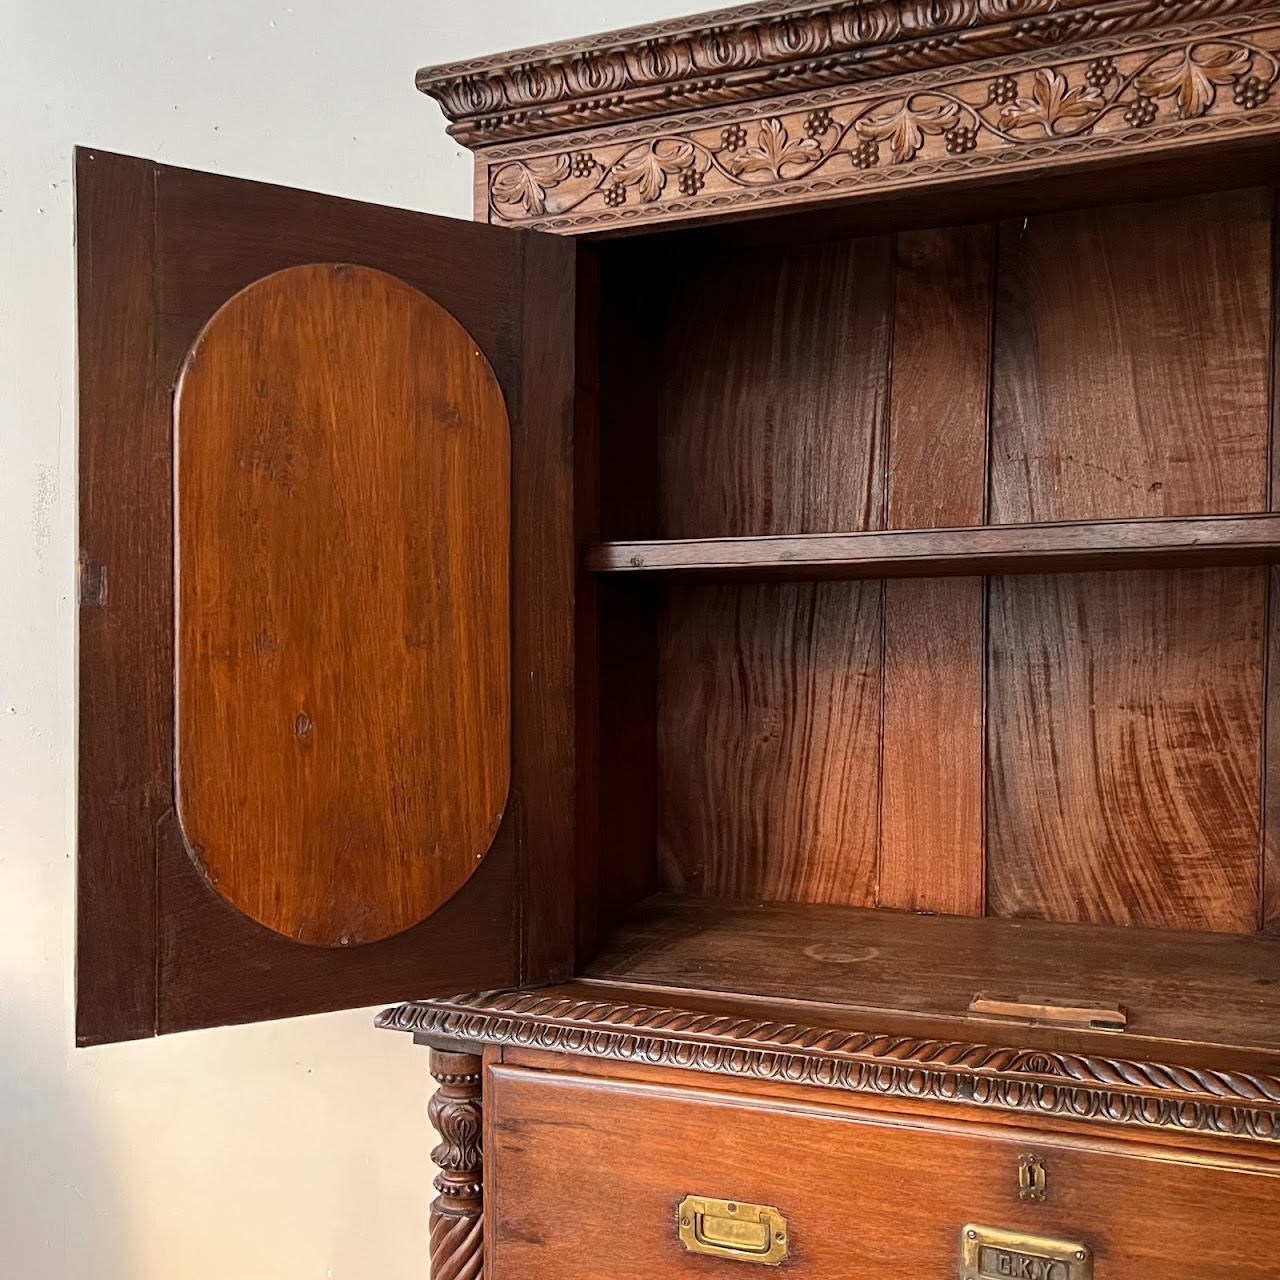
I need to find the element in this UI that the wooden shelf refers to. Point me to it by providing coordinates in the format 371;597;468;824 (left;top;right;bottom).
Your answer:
584;513;1280;582
585;894;1280;1064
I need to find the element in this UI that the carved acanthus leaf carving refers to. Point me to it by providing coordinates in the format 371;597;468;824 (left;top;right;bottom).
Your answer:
998;67;1105;134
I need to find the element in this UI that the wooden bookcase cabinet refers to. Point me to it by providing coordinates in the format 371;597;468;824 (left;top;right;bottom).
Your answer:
76;1;1280;1277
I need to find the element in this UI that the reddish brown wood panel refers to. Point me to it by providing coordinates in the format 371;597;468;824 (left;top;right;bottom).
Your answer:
173;264;509;947
990;188;1272;523
590;894;1280;1059
880;226;992;916
78;150;575;1039
988;569;1264;933
488;1066;1280;1279
654;238;891;906
1262;191;1280;934
656;237;892;538
658;582;882;905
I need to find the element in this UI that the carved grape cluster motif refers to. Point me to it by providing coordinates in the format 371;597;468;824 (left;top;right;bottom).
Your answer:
488;36;1279;224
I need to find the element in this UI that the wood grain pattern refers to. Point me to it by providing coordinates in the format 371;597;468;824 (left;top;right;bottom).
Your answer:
656;237;891;539
588;894;1280;1057
990;189;1273;524
79;151;575;1038
173;264;510;946
75;148;162;1043
988;569;1264;932
654;238;891;907
512;230;578;984
488;1065;1280;1279
880;227;992;916
658;583;882;905
586;513;1280;580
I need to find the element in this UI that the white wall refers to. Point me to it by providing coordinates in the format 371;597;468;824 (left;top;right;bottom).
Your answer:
0;1;690;1276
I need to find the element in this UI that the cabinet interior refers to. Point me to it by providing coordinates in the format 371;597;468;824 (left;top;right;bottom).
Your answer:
577;178;1280;1056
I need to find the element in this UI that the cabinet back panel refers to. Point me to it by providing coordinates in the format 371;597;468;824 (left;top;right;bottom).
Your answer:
616;185;1280;932
656;237;892;539
987;569;1265;932
989;188;1273;523
659;582;882;905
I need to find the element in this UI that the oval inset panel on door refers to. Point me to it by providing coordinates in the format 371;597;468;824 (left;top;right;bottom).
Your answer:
174;264;510;946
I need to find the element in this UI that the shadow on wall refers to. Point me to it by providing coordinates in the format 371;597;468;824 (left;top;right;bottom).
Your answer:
0;1003;128;1278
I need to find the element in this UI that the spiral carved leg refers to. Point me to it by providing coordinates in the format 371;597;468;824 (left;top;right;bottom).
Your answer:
428;1049;484;1280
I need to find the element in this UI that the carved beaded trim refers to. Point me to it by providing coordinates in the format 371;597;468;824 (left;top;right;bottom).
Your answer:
476;20;1280;231
379;990;1280;1144
417;0;1276;145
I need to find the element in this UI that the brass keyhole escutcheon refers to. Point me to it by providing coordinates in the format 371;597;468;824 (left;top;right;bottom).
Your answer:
1019;1153;1047;1203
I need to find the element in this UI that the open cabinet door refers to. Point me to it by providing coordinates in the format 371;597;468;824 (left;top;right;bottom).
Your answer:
76;149;575;1044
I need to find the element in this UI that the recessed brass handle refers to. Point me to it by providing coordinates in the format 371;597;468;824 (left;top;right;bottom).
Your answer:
678;1195;788;1265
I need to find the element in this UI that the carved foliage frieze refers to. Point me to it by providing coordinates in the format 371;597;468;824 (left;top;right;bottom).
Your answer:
419;0;1276;144
379;991;1280;1145
479;23;1280;231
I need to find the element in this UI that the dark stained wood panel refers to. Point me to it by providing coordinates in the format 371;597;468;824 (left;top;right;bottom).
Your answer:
588;894;1280;1058
174;264;510;947
586;513;1280;580
987;569;1264;933
76;149;161;1044
990;188;1272;523
658;583;882;906
880;227;992;915
656;237;892;538
78;150;576;1039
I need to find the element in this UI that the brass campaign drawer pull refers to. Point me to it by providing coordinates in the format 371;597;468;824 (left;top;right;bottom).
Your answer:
961;1223;1093;1279
678;1196;788;1265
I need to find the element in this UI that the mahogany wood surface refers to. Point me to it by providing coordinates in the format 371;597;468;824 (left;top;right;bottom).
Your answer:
77;150;575;1039
988;569;1265;932
487;1064;1280;1279
878;225;991;916
990;190;1272;525
174;264;510;946
587;894;1280;1058
428;1049;484;1280
586;514;1280;580
659;583;881;904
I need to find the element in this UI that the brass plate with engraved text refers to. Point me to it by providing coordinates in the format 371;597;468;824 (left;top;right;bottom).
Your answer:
961;1224;1093;1280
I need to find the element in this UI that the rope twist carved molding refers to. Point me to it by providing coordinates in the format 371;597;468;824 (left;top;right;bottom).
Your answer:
476;20;1280;231
417;0;1278;144
379;991;1280;1145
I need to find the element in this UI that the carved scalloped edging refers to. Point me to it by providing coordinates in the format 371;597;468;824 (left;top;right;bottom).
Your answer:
477;20;1280;232
418;0;1275;145
379;991;1280;1143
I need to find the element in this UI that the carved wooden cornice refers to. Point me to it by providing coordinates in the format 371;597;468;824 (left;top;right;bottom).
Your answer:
379;988;1280;1145
418;0;1277;146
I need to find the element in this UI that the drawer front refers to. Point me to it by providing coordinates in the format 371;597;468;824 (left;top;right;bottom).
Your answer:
487;1066;1280;1279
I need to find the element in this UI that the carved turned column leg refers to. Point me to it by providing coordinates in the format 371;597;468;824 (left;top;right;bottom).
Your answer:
428;1049;484;1280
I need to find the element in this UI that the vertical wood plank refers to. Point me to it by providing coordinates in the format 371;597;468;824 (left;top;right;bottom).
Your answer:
988;569;1263;932
990;189;1272;523
75;148;161;1043
1264;188;1280;932
988;190;1273;932
657;237;892;538
515;230;578;983
660;582;882;905
879;226;992;917
656;237;892;905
